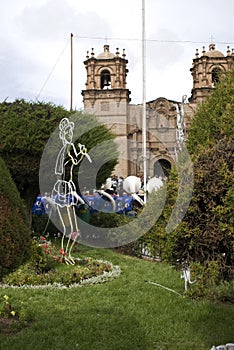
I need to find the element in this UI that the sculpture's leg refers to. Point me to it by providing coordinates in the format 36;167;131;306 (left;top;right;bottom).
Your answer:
57;206;66;258
67;206;79;262
64;206;75;265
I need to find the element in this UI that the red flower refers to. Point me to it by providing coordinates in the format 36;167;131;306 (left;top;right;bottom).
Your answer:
41;236;46;241
59;248;66;256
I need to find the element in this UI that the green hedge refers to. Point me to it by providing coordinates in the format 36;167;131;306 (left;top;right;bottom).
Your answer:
0;157;31;279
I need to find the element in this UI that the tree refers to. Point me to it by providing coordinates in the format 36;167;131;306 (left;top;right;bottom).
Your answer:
162;69;234;281
187;69;234;156
136;70;234;285
166;137;233;280
0;99;118;221
0;157;31;279
0;99;70;218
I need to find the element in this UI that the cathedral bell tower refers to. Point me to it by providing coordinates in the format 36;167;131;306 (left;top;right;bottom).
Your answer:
82;44;131;111
189;43;234;103
81;45;131;177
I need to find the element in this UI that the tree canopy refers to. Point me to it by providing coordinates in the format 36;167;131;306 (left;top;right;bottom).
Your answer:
138;69;234;287
167;69;234;280
187;69;234;156
0;99;118;216
0;99;70;212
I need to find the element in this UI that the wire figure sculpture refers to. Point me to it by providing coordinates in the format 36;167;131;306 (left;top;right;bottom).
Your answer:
49;117;92;264
174;95;187;160
180;265;198;291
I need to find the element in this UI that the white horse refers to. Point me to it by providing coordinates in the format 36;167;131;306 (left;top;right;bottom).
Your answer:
123;176;144;206
146;176;164;194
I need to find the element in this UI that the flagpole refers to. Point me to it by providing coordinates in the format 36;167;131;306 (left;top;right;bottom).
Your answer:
70;33;73;111
142;0;147;203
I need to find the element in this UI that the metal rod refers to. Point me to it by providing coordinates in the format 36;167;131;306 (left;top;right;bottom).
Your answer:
70;33;73;111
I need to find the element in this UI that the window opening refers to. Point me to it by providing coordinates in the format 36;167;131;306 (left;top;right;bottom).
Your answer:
101;70;111;89
211;68;221;86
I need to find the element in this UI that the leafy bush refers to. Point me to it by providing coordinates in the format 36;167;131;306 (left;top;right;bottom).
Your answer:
29;237;65;273
2;237;113;286
164;137;234;281
187;69;234;156
185;262;234;301
0;100;118;218
2;261;112;287
129;70;234;299
159;71;234;298
0;157;31;280
0;100;71;217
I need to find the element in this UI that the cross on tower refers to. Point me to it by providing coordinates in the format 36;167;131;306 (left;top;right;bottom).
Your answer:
209;34;215;43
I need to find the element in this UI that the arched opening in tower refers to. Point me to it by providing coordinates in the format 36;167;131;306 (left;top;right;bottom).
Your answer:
101;70;111;89
211;67;222;86
154;159;171;178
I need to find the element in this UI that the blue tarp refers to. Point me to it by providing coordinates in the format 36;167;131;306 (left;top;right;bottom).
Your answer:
32;193;135;215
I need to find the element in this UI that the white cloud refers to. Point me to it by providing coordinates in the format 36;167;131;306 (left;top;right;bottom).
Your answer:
16;0;112;42
147;29;184;70
0;0;233;109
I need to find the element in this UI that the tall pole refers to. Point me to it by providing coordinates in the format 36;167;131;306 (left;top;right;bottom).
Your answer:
70;33;73;112
142;0;147;202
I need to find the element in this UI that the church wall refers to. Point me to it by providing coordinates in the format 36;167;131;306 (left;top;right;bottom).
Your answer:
82;44;234;179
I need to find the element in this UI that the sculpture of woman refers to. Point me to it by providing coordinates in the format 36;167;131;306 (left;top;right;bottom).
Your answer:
51;117;91;264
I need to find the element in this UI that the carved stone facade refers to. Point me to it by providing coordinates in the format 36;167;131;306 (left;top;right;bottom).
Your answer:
81;44;234;178
189;44;234;103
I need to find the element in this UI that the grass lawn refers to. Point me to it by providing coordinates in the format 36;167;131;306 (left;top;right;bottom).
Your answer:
0;244;233;350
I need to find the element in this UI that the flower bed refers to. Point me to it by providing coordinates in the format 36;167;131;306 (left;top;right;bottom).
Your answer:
0;260;121;289
0;238;121;289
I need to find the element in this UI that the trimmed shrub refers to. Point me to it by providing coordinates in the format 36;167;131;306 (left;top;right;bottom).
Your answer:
129;70;234;297
165;137;234;281
0;157;31;279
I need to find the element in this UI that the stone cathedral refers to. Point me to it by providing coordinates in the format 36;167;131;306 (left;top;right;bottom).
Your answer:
81;44;234;178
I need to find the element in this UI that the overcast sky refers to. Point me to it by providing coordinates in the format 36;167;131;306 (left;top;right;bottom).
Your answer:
0;0;233;110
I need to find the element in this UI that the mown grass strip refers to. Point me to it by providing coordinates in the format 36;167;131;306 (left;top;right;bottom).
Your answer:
0;245;233;350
